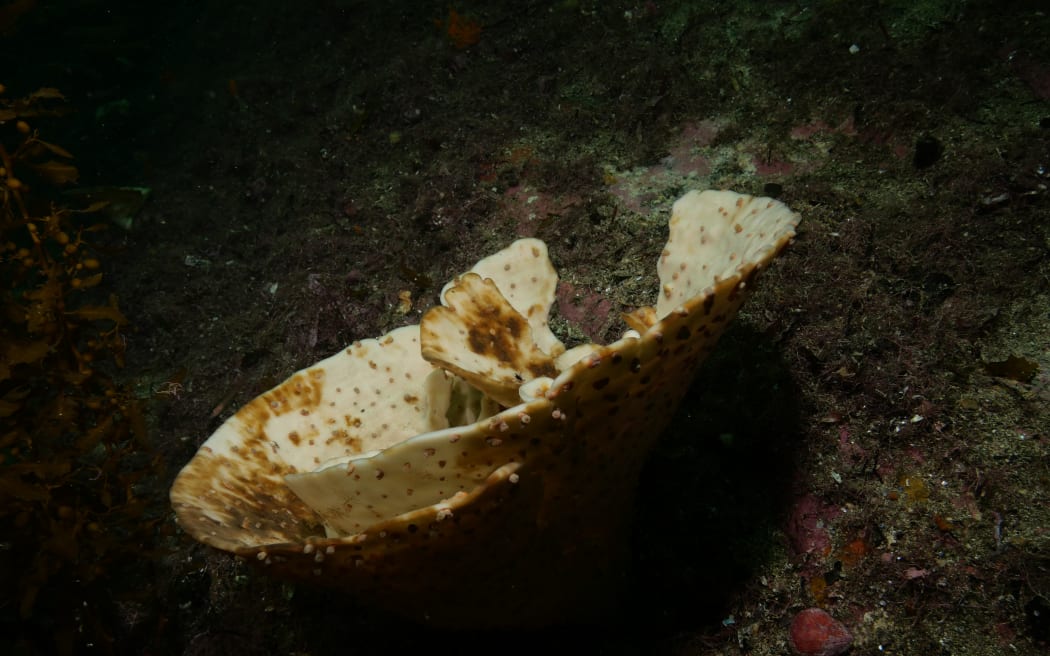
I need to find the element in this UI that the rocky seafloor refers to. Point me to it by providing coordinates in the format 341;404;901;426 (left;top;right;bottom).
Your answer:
1;1;1048;654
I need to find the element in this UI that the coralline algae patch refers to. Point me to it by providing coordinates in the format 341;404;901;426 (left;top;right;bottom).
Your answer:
605;119;724;214
555;280;615;342
604;114;868;215
741;114;859;180
501;184;584;236
784;493;844;565
662;119;722;177
604;118;804;214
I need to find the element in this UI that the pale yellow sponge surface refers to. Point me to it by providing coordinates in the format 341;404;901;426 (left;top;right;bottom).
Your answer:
169;189;800;627
656;189;800;318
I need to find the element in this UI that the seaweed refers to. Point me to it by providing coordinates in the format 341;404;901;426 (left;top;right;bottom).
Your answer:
0;85;160;655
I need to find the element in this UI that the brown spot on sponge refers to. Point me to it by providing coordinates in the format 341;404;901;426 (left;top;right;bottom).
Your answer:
422;272;559;407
